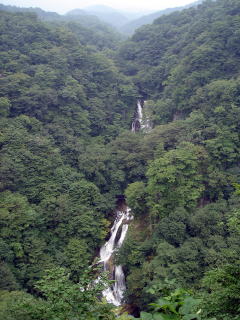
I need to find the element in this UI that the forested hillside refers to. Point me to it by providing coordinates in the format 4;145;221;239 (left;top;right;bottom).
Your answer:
0;3;122;48
0;0;240;319
0;9;137;319
116;0;240;318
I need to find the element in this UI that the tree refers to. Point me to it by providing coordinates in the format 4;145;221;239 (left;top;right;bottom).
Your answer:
146;142;206;218
0;267;116;320
139;289;201;320
125;181;148;216
202;264;240;320
0;97;10;117
64;238;91;282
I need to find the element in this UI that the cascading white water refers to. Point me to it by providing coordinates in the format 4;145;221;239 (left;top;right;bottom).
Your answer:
100;207;132;306
132;100;142;132
132;100;152;133
137;100;143;124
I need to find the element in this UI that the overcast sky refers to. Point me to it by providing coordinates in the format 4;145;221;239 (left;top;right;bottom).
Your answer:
1;0;198;14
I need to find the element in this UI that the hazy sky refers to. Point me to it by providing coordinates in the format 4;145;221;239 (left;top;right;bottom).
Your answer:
1;0;197;14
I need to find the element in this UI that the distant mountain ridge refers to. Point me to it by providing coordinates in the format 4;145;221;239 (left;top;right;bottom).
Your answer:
0;3;122;49
67;5;129;28
0;1;203;34
0;3;60;20
120;0;203;34
0;3;114;29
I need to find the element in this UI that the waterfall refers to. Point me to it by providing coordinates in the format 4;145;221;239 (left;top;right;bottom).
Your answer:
99;97;153;306
132;100;152;133
100;207;133;306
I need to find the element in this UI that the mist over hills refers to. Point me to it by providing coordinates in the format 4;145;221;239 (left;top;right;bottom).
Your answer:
0;1;202;33
81;5;148;20
0;3;60;20
120;0;203;34
66;5;129;28
66;2;203;33
0;2;123;42
66;4;153;28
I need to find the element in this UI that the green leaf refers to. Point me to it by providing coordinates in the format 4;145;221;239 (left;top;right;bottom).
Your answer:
182;314;200;320
152;314;165;320
140;312;154;320
179;297;200;315
155;314;180;320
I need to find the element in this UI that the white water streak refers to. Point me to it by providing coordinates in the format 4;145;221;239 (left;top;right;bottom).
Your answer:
100;207;132;306
132;100;152;133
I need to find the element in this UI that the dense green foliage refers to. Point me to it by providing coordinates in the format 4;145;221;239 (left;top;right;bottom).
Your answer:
1;0;240;319
0;3;122;49
116;0;240;318
0;267;116;320
0;8;136;299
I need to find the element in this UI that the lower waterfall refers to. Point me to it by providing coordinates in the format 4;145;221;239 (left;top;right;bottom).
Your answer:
100;207;133;306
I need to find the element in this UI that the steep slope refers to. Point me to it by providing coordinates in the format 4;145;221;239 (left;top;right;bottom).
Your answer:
0;1;240;319
0;3;121;46
0;9;137;297
118;0;240;121
115;0;240;318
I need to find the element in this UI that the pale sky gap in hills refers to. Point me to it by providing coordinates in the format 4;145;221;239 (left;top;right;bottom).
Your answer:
0;0;199;14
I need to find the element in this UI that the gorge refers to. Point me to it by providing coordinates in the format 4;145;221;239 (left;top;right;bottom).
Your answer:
1;1;240;319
